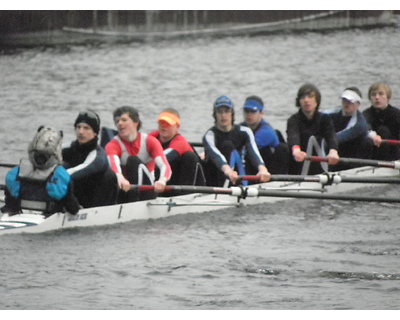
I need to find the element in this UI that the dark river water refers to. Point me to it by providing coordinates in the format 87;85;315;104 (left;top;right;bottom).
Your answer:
1;26;400;310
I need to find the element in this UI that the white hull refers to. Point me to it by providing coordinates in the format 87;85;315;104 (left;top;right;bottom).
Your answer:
1;166;399;235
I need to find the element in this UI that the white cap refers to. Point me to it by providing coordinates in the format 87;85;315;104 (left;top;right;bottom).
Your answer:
341;89;361;103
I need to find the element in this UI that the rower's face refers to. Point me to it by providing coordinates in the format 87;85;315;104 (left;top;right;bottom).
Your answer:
341;99;359;116
243;109;262;126
216;107;233;126
114;113;138;138
370;88;390;110
299;92;318;113
75;123;97;144
158;120;179;141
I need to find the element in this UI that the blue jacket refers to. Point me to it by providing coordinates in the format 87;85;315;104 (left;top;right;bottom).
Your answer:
241;119;280;149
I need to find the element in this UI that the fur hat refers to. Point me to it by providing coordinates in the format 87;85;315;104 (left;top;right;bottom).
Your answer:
28;126;63;170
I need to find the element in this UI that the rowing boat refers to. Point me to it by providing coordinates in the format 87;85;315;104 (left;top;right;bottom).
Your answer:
1;164;400;236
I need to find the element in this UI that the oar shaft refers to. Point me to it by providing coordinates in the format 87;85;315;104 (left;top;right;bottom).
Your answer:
0;163;17;168
132;184;235;195
131;184;400;203
270;174;325;183
270;174;400;184
189;142;204;147
308;156;400;169
255;189;400;203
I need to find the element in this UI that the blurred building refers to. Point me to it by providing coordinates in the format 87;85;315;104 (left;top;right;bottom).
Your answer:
0;10;397;49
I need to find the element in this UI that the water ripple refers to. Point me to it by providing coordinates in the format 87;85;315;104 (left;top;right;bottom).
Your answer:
320;271;400;280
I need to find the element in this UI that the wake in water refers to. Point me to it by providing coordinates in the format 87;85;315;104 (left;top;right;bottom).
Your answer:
320;271;400;280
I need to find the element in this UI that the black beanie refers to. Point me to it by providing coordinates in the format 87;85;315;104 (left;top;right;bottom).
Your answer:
74;110;100;134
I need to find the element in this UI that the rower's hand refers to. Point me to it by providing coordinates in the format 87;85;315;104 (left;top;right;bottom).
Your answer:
154;178;167;193
228;171;239;185
116;173;131;192
327;149;339;165
372;135;382;147
293;148;307;162
257;165;271;182
222;165;239;185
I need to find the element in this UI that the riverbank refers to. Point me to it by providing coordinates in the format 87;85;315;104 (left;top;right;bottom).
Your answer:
1;11;399;52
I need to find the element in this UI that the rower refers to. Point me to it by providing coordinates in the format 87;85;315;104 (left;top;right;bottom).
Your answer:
148;108;206;189
1;126;80;217
202;95;271;187
324;87;373;171
240;95;290;176
287;83;339;175
362;82;400;161
105;106;172;203
62;110;118;208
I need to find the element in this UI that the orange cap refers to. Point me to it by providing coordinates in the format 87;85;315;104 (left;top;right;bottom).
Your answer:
158;112;180;125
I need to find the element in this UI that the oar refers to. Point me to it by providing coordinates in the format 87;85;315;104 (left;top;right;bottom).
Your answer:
238;175;260;182
133;184;235;195
131;184;400;203
241;174;400;184
253;189;400;204
307;156;400;169
189;142;204;147
382;139;400;146
0;162;17;168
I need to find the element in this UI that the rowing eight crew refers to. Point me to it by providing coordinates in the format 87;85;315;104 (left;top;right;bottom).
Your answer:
1;82;399;216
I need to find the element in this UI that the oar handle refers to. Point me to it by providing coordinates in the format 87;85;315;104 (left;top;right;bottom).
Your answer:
382;139;400;146
135;185;156;192
238;175;260;181
308;156;328;162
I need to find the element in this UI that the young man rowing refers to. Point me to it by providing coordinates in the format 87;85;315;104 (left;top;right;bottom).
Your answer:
287;83;339;175
202;95;270;187
149;108;205;186
324;87;372;171
62;110;118;208
240;95;289;175
362;82;400;161
105;106;171;203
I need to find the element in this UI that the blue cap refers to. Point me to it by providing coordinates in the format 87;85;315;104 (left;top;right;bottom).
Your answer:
214;95;234;109
243;98;264;112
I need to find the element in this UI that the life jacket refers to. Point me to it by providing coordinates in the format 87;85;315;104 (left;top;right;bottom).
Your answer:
6;159;71;212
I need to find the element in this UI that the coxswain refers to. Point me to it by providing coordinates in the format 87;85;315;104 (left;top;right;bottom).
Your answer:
1;126;80;217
